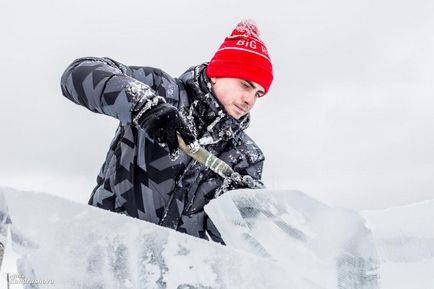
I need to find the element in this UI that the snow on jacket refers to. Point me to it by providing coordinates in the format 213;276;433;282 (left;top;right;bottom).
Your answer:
60;57;265;242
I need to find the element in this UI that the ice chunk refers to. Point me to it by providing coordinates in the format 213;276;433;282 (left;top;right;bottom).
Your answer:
205;189;380;289
0;187;315;289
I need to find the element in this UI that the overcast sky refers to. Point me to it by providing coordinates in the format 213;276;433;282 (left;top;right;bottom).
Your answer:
0;0;433;210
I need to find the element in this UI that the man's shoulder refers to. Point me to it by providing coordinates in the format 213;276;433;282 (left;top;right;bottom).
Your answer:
234;131;265;164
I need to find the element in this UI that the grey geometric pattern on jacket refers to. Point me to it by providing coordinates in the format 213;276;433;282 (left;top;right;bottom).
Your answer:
60;57;265;243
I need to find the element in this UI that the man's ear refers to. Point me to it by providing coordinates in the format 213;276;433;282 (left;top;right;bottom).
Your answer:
210;77;217;85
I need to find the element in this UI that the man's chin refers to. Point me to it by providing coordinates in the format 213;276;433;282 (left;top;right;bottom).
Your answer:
229;107;246;119
228;111;242;120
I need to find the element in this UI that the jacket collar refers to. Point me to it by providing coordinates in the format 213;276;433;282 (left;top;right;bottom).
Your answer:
179;63;250;145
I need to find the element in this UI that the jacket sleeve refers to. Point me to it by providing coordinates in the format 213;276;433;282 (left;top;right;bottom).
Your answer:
60;57;180;124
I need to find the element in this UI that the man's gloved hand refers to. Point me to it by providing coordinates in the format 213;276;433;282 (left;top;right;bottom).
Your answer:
215;172;265;197
133;97;197;159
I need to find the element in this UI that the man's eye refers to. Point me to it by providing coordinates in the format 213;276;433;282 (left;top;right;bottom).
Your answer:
242;82;250;88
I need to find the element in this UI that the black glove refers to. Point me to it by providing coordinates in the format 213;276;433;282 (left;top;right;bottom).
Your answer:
135;101;197;159
215;172;265;197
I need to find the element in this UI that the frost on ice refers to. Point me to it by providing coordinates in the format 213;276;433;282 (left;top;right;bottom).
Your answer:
0;187;299;289
206;189;380;289
0;186;433;289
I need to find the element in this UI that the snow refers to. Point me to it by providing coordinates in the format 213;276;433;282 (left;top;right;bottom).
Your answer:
0;186;433;288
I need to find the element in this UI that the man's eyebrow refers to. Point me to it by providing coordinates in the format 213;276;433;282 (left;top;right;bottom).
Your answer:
245;80;265;95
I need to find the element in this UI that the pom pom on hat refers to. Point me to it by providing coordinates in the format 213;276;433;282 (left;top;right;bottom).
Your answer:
232;19;260;37
207;19;273;94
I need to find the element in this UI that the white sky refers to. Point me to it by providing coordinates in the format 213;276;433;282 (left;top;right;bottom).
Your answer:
0;0;433;210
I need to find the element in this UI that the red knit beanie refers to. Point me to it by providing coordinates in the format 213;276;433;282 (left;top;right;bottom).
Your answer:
207;20;273;95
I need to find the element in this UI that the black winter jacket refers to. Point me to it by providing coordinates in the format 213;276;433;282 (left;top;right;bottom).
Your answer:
60;57;264;242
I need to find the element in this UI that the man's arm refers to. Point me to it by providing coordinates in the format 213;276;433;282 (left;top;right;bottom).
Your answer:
60;57;180;124
60;56;196;156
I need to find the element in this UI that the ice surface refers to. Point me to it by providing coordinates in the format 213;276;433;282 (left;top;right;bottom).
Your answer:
1;186;433;289
0;187;314;289
206;190;434;289
205;189;380;289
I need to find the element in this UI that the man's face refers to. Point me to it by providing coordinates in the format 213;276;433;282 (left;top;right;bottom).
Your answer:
210;77;265;119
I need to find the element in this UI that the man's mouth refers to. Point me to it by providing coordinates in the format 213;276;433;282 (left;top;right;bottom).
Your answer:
234;104;247;115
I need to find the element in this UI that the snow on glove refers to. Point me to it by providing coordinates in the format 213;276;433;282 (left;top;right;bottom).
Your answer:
132;95;197;160
215;172;265;197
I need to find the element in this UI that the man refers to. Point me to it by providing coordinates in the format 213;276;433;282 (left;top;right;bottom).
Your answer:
60;20;273;243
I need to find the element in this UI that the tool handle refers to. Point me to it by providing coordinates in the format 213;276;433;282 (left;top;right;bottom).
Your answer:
177;134;234;178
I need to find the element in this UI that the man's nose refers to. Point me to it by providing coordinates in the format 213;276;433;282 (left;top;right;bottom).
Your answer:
242;92;255;108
